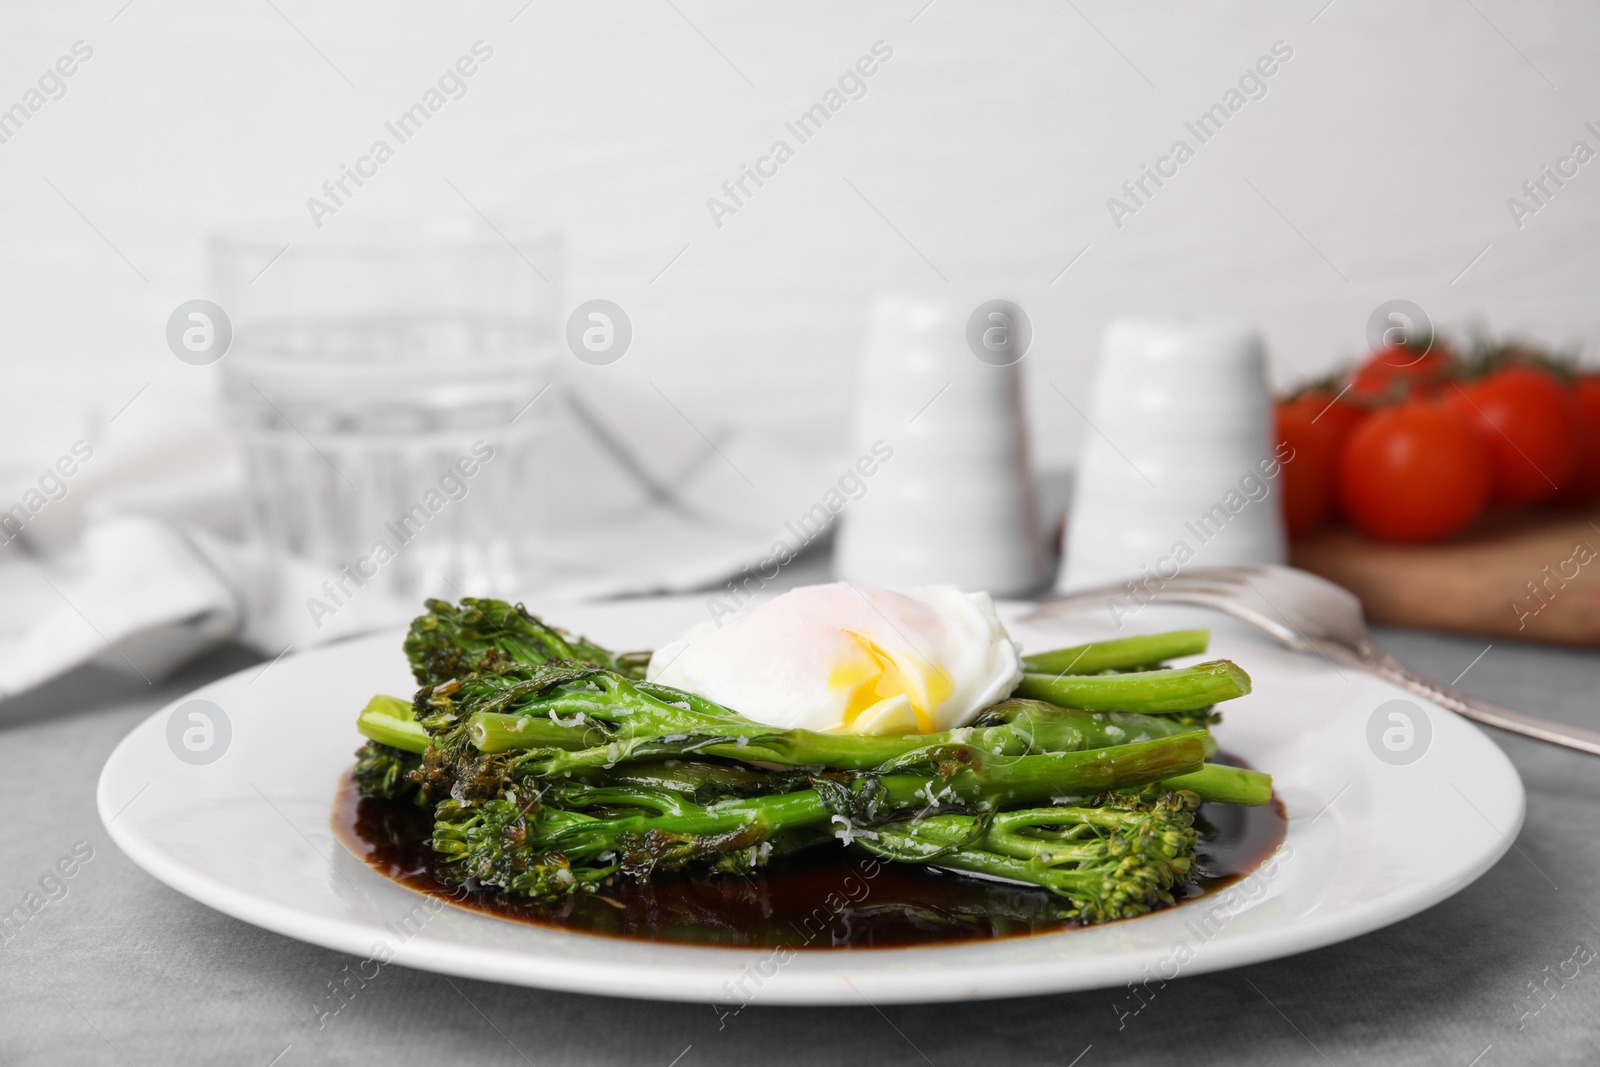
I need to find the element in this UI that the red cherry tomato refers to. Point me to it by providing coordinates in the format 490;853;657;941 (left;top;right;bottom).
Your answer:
1338;400;1491;541
1553;375;1600;505
1282;389;1368;451
1446;366;1581;507
1348;345;1458;405
1275;402;1338;536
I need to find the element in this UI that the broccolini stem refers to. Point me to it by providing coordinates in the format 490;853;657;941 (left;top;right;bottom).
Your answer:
363;694;414;719
579;759;784;798
468;711;612;752
1015;660;1251;712
466;699;1208;772
539;732;1207;862
1021;629;1210;675
922;732;1206;809
468;708;1039;764
357;705;429;753
1162;763;1273;806
980;700;1217;758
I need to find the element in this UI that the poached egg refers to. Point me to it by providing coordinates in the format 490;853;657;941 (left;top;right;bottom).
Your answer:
646;582;1023;735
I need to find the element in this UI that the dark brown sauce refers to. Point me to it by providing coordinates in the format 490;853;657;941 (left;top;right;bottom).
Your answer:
332;763;1287;950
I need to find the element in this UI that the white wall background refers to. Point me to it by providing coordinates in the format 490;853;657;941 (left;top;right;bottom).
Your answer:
2;0;1598;482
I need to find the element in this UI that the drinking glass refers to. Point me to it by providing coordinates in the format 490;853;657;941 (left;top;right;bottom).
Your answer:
212;224;561;606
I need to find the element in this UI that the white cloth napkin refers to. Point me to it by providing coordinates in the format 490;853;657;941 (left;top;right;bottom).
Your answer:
0;384;845;699
0;517;238;697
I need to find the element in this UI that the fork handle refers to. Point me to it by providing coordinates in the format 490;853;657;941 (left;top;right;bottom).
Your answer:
1352;643;1600;756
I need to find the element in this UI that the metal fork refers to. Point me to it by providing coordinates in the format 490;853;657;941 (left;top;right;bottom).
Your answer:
1026;563;1600;757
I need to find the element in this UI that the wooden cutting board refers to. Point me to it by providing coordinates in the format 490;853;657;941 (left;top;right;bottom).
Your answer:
1289;510;1600;648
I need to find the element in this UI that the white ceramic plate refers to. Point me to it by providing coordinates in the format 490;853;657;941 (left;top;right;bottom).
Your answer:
98;599;1524;1004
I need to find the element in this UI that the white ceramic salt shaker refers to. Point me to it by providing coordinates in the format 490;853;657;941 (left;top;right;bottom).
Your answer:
1058;316;1286;592
836;293;1048;596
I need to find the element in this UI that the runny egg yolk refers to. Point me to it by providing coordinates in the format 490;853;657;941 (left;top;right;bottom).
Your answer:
827;630;954;735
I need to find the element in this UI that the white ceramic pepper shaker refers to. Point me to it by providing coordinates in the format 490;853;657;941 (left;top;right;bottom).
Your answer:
837;293;1048;596
1059;316;1286;593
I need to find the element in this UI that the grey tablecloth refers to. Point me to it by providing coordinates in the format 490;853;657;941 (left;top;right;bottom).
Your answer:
1;625;1596;1066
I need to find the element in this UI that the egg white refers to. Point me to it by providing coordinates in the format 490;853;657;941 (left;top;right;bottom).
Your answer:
646;582;1023;735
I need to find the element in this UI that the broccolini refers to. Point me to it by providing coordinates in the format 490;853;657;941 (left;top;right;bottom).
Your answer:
350;599;1273;925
